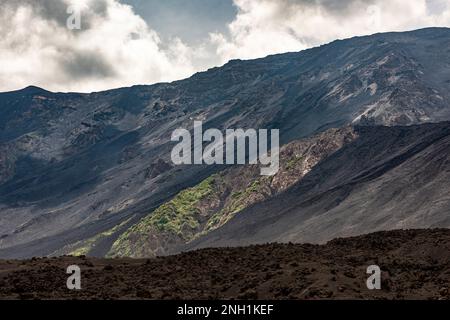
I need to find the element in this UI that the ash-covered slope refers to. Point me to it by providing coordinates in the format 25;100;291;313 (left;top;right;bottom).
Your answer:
188;122;450;250
1;28;450;258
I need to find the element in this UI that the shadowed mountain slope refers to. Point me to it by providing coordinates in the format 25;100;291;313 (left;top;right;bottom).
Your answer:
107;127;358;258
188;123;450;251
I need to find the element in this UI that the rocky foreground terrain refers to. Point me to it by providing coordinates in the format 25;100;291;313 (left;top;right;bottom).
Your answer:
0;229;449;300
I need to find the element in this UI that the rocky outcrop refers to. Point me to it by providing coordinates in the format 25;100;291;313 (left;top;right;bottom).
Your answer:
108;127;357;258
188;122;450;250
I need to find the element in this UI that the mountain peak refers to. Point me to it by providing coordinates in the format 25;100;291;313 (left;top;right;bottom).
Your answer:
21;85;49;94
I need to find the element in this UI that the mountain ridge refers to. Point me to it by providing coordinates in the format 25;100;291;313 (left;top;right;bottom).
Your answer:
6;27;449;95
1;27;450;258
187;122;450;251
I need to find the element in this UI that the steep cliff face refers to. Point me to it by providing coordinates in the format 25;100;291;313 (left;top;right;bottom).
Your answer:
1;28;450;258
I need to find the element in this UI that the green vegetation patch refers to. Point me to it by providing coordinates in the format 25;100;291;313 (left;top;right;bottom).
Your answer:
146;175;219;237
69;218;131;256
204;178;266;233
109;175;222;257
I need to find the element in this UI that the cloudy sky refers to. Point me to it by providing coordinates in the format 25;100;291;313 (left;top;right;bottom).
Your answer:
1;0;450;93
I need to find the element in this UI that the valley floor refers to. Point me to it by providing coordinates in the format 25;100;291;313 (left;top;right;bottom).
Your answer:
0;229;449;300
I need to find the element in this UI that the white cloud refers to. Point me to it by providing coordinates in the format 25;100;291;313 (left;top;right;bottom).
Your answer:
211;0;450;63
0;0;197;92
1;0;450;93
